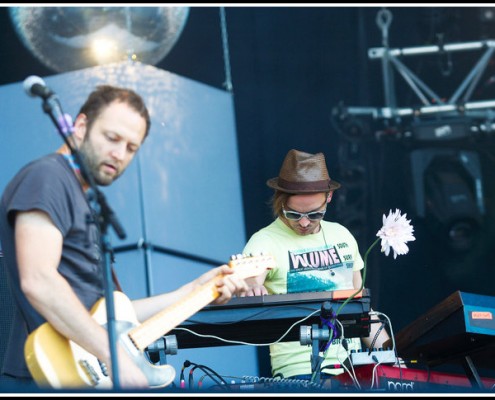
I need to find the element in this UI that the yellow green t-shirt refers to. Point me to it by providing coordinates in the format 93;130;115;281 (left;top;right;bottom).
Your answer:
243;218;364;378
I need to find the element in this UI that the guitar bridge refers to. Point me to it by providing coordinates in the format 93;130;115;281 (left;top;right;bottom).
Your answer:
98;359;109;377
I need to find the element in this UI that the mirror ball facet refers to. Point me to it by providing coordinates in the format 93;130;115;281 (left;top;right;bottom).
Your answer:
9;6;190;73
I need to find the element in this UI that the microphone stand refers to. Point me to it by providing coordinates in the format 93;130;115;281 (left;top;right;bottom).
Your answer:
41;94;126;389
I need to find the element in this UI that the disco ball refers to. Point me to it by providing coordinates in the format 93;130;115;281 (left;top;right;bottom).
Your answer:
8;6;190;73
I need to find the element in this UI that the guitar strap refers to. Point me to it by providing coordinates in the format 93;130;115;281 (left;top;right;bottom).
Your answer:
112;268;123;292
59;148;124;294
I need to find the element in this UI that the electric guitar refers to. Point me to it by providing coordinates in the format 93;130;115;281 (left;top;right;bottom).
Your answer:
24;254;274;389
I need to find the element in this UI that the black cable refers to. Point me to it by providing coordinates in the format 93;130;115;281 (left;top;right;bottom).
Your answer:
179;360;191;389
195;364;230;390
183;360;230;391
189;364;223;389
410;359;431;383
368;319;388;353
188;366;200;389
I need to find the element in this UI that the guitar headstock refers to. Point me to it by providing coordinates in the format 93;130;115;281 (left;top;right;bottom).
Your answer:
228;253;275;278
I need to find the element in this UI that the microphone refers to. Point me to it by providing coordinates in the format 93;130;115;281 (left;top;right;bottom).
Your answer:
23;75;55;100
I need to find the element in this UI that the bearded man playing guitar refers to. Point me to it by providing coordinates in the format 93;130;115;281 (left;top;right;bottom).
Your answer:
0;85;254;390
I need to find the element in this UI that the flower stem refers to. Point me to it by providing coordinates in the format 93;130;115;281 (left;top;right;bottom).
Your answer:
335;237;380;318
323;237;381;359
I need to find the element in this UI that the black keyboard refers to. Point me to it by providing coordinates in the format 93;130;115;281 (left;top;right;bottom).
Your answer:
168;289;371;348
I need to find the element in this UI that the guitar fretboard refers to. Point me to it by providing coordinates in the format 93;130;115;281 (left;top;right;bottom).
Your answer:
129;279;220;351
128;254;274;351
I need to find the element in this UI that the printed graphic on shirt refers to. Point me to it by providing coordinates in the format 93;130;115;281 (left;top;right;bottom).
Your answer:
287;242;354;293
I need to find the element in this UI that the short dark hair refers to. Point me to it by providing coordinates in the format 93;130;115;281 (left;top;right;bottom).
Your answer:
78;85;151;140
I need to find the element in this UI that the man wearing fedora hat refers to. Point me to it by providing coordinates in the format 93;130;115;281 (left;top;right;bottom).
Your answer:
242;149;391;382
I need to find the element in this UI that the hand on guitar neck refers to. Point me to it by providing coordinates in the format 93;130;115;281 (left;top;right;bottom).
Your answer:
195;262;250;305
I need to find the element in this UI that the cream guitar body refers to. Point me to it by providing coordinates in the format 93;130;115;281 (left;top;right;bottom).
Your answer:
24;291;175;389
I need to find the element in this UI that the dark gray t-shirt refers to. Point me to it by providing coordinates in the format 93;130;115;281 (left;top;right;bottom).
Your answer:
0;153;105;377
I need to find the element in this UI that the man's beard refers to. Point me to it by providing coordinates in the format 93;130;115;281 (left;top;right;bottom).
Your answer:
78;145;119;186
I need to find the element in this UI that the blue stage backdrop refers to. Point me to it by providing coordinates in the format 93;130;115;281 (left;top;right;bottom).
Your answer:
0;61;259;388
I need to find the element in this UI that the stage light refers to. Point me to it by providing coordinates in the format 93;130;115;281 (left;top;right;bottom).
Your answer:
339;115;371;142
410;146;485;252
480;7;495;22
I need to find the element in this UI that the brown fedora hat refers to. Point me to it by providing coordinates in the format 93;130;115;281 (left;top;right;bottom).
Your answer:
266;149;341;193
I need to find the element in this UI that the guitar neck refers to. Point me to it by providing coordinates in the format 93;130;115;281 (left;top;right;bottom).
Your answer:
128;279;220;351
127;254;274;352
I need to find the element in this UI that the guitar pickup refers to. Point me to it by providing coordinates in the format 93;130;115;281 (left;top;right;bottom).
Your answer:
79;359;100;385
